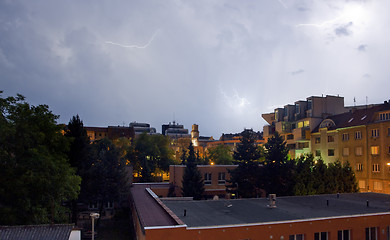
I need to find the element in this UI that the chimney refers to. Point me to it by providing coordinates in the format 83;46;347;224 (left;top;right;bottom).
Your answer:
268;194;277;208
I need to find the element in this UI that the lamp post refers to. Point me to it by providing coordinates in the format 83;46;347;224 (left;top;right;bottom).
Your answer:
90;213;100;240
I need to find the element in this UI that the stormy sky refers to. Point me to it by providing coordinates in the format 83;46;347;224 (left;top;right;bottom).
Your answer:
1;0;389;138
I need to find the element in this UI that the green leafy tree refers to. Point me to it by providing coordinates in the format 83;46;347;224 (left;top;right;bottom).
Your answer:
85;139;129;224
182;142;204;200
227;129;262;198
130;133;174;182
263;132;294;196
0;93;81;225
207;145;234;165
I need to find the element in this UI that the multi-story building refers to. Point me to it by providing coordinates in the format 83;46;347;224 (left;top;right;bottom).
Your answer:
130;122;157;136
262;95;348;159
311;101;390;193
85;126;134;141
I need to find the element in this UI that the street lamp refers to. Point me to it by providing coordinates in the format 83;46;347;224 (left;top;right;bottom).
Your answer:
90;213;100;240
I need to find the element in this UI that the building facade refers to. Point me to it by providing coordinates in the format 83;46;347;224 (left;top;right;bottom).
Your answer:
311;102;390;193
262;95;348;159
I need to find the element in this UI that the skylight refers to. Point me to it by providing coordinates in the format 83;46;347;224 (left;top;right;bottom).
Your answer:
361;115;367;120
348;118;354;123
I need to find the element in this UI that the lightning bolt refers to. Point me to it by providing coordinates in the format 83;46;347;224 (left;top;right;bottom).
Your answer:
105;30;160;49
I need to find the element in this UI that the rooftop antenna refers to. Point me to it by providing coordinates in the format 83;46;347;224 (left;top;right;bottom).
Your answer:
366;96;368;107
173;112;176;125
353;97;356;107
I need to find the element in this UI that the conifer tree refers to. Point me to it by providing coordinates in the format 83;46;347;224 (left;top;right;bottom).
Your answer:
227;129;262;198
181;142;204;200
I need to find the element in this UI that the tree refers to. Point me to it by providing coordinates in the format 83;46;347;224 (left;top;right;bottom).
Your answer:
182;142;204;200
130;133;174;182
85;139;129;224
207;145;233;165
0;93;81;225
262;132;294;196
227;129;262;198
65;115;91;223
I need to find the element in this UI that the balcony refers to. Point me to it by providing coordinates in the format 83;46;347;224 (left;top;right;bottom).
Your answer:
293;127;310;141
275;121;292;134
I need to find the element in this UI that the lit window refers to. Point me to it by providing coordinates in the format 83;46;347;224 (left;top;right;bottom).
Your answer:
218;172;226;185
371;146;379;155
343;148;349;156
372;164;380;173
359;180;365;189
356;147;363;156
356;163;363;172
337;230;350;240
328;135;335;142
315;137;321;144
204;173;212;185
373;182;382;190
342;133;349;141
366;227;378;240
355;131;362;140
315;232;328;240
289;234;304;240
298;122;304;128
371;129;379;138
304;120;309;127
328;149;335;156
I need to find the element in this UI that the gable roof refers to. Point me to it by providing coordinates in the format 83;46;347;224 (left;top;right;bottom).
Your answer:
0;224;75;240
313;102;390;132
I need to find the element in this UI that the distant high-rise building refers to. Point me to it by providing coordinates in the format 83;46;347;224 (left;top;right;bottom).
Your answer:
130;122;157;136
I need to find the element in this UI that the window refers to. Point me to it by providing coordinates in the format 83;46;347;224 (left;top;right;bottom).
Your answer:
298;121;303;128
343;147;349;156
304;120;309;127
315;137;321;144
218;172;226;185
295;103;300;114
287;134;294;140
359;180;366;189
374;181;383;190
372;164;380;173
89;202;98;209
328;149;335;156
356;163;363;171
380;112;390;121
316;150;321;157
388;128;390;136
372;129;380;138
328;135;335;142
355;131;362;140
289;234;304;240
308;99;312;109
342;133;350;141
105;201;113;209
366;227;378;240
315;232;328;240
204;173;212;185
338;230;350;240
371;146;379;155
356;146;363;156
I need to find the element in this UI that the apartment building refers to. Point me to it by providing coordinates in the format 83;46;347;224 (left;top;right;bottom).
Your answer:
262;95;347;158
312;101;390;193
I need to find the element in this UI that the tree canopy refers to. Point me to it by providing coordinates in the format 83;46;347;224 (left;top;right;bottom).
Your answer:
227;129;263;198
207;144;233;165
0;93;81;225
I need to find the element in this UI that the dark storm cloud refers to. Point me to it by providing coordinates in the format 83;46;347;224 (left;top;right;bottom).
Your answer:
1;0;390;137
290;69;305;76
357;44;367;51
334;22;353;36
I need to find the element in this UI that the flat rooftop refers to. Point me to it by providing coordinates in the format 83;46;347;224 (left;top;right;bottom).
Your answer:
162;193;390;228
